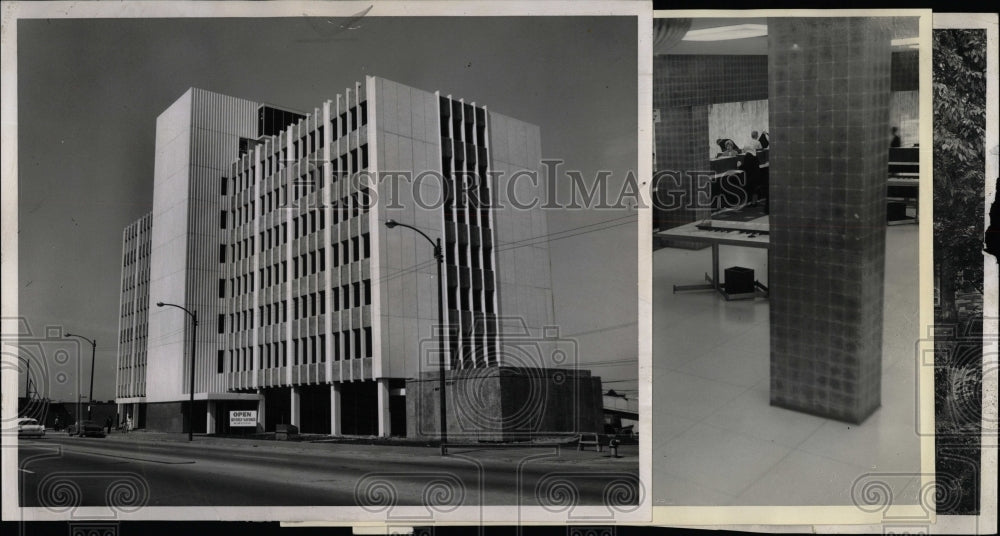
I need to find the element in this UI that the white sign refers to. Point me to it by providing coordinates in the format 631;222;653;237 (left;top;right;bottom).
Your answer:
229;410;257;427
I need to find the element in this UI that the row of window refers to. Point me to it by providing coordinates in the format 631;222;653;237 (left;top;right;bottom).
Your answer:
221;194;371;267
124;220;151;240
217;324;372;373
121;272;149;293
228;109;369;198
122;241;151;267
226;144;370;215
220;233;372;297
119;324;148;344
217;280;373;333
120;295;150;318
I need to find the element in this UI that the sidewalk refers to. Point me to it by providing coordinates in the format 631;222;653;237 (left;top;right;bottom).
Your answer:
83;429;639;466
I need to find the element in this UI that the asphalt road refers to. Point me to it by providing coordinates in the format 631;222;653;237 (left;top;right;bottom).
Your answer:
17;434;640;509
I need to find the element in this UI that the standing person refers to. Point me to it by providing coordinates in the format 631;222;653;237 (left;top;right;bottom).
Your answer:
54;417;60;432
105;416;112;435
891;126;902;148
125;415;131;435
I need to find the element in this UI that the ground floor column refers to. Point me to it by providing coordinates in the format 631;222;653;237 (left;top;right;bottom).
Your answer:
206;400;216;434
256;389;266;432
330;383;341;436
290;386;301;428
377;378;390;437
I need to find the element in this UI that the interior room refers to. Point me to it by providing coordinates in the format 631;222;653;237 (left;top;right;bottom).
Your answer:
651;16;923;505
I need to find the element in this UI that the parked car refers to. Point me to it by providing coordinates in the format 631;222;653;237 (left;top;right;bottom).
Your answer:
67;420;106;438
17;417;46;438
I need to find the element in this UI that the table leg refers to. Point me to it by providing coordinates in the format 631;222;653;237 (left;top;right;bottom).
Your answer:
712;243;720;292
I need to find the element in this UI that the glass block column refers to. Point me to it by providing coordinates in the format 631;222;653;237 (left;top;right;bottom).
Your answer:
767;18;891;424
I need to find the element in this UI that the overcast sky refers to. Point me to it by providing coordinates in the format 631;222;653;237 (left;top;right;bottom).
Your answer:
15;15;639;403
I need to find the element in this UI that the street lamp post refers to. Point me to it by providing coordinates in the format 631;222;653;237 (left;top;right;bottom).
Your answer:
385;219;447;456
156;301;198;441
65;333;96;421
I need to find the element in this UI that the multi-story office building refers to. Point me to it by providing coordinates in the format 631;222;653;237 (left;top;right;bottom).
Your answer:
116;77;598;437
116;212;152;420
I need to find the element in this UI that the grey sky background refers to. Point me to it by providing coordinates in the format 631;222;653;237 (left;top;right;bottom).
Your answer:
16;16;639;403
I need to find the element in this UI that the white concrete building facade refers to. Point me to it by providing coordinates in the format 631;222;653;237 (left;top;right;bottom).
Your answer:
116;77;558;437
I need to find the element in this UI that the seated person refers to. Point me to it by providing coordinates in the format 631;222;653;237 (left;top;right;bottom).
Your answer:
716;138;740;157
890;127;902;148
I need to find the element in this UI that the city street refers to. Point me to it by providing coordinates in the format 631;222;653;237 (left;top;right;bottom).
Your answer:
17;432;639;508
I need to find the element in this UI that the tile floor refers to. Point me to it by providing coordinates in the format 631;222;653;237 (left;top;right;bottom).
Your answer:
652;224;922;506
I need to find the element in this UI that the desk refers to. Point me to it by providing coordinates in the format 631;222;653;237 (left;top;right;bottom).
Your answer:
655;216;770;300
887;176;919;225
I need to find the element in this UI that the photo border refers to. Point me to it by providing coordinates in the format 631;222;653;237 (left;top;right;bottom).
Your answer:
924;12;999;535
649;8;936;527
0;0;654;526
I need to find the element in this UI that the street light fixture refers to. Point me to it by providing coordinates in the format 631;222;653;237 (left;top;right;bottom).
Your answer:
156;301;198;442
384;219;448;456
65;333;96;422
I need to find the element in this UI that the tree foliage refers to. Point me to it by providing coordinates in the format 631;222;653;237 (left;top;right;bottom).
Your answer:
933;29;987;299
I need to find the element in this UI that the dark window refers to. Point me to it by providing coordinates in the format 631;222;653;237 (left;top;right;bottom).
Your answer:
333;333;340;361
361;144;369;169
363;233;371;258
353;282;361;307
220;176;228;196
343;330;350;359
217;350;225;373
319;334;326;362
219;244;226;263
218;279;226;298
354;329;362;359
360;101;368;126
218;314;225;334
364;279;371;305
364;327;372;357
220;211;227;229
350;107;358;131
